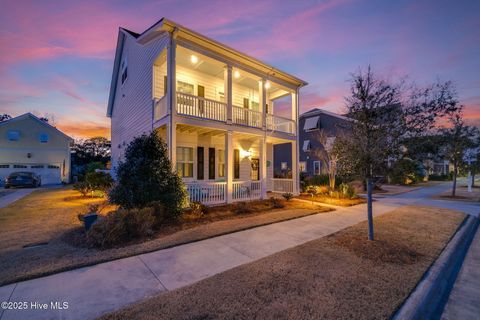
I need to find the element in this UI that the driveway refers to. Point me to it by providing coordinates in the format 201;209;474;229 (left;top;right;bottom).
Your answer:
0;188;37;209
0;181;477;320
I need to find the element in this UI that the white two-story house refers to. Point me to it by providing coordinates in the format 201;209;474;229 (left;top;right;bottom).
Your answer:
107;18;307;205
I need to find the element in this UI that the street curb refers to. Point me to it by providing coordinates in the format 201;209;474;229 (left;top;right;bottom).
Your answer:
391;214;480;320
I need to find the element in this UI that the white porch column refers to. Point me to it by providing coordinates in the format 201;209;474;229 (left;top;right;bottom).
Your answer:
260;134;267;199
225;131;233;203
291;140;298;195
292;89;300;194
259;79;266;129
224;65;232;123
167;122;177;168
167;32;177;118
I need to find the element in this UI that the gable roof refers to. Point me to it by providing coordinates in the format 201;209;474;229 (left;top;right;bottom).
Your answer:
107;18;308;117
300;108;351;121
0;113;73;142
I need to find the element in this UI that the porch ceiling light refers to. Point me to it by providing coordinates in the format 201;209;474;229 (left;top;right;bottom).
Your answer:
264;81;271;89
234;70;240;78
190;55;198;64
240;149;252;159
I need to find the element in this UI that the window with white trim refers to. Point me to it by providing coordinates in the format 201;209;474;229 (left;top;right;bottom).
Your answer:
218;150;225;178
0;165;9;168
303;116;320;131
176;147;193;178
299;161;307;173
7;130;20;141
313;161;321;175
302;140;311;152
14;165;27;169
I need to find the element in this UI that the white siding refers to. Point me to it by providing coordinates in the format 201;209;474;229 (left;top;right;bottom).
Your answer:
111;33;169;171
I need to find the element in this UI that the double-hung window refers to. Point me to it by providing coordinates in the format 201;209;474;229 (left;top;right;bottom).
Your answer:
313;161;321;175
218;150;225;178
176;147;194;178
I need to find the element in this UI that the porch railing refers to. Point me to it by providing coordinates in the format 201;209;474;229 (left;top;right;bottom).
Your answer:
185;182;226;205
233;180;261;201
272;178;294;193
176;92;226;122
232;106;262;128
154;96;167;121
266;114;296;134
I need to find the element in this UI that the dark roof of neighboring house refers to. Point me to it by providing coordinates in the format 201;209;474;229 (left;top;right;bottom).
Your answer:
300;108;350;121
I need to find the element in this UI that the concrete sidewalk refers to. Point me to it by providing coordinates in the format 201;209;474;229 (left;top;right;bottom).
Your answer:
0;182;477;320
0;188;36;209
441;227;480;320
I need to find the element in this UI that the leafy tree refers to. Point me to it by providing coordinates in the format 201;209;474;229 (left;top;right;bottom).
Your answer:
338;66;461;240
72;137;111;166
440;107;478;196
0;114;12;122
109;132;187;216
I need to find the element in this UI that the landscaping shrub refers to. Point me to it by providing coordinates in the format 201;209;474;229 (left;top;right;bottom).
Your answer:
85;171;114;195
338;183;356;199
303;174;345;188
389;158;425;185
73;181;90;197
189;201;208;216
428;174;451;181
109;132;187;216
269;197;285;209
147;201;169;226
86;207;155;248
282;192;294;201
234;202;253;214
305;185;329;195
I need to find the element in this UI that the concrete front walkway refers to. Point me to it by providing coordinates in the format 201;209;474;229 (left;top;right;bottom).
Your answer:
441;227;480;320
0;188;37;209
0;182;477;320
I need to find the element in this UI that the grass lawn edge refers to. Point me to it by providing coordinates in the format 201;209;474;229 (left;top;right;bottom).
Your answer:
390;213;471;317
0;206;334;287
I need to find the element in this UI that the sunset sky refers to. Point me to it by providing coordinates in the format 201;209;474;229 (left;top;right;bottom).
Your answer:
0;0;479;139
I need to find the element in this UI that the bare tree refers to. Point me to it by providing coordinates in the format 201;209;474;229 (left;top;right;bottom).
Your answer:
440;107;478;197
339;66;461;241
0;114;12;122
309;130;339;190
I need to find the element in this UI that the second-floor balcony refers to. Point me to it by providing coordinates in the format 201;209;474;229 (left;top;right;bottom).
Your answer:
153;45;297;135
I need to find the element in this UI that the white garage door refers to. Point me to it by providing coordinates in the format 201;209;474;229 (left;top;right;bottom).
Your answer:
0;164;62;186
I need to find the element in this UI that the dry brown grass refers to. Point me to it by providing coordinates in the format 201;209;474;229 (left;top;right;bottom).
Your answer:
101;206;465;320
298;194;367;206
0;187;331;286
433;184;480;202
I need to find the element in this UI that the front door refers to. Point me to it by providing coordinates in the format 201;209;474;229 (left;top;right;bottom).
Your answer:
251;158;259;181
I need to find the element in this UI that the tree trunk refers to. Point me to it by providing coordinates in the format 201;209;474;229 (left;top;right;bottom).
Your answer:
472;172;476;188
452;165;457;197
367;177;374;241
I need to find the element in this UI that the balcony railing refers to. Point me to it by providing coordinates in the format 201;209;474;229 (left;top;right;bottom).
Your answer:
171;92;296;135
232;106;262;128
154;96;167;121
185;182;226;205
176;92;227;122
272;178;294;193
233;180;261;201
266;114;295;134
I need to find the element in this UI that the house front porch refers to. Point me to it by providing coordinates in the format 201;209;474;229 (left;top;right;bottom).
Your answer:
156;124;297;205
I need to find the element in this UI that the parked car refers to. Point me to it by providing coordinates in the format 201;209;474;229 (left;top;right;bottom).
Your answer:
4;172;42;188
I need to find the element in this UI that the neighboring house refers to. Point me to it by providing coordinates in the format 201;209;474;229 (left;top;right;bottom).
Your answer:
0;113;72;185
298;108;350;178
107;18;307;205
